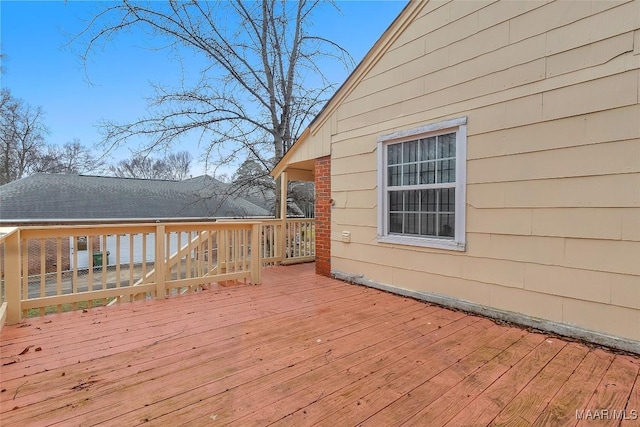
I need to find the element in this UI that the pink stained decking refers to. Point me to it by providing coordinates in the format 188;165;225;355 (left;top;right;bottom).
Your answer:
1;263;639;426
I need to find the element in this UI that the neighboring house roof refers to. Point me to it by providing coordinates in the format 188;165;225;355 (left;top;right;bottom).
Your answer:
232;185;308;217
0;173;270;222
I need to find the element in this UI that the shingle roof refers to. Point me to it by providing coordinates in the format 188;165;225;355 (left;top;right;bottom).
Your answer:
0;173;270;221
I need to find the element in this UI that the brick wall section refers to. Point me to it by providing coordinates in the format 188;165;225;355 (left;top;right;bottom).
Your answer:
26;238;71;275
314;156;331;276
0;238;71;278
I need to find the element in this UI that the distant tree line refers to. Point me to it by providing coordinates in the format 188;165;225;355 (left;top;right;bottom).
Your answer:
109;151;192;181
0;88;316;216
0;88;104;184
0;88;195;184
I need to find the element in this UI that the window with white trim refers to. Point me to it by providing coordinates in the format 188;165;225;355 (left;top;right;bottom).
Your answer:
377;117;466;251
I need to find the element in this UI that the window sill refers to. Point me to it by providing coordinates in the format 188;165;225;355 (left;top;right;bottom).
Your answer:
377;234;466;252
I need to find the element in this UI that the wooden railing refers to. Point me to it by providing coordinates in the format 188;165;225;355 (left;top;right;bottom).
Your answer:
0;218;315;326
259;219;283;265
282;218;315;264
0;222;261;325
226;218;315;266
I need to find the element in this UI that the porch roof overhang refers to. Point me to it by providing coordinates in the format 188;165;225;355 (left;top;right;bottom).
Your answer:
276;163;315;182
270;130;315;181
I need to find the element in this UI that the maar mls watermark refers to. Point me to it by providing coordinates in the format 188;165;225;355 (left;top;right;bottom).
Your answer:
575;409;638;421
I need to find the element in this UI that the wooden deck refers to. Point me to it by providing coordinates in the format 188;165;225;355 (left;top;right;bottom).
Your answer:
1;263;639;426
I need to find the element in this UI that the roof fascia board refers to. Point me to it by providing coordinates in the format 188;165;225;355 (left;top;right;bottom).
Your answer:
271;1;423;177
308;0;424;136
271;128;310;177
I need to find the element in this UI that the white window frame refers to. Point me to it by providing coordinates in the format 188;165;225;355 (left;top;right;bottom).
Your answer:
377;117;467;251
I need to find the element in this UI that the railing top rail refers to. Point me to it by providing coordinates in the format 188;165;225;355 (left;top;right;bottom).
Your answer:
164;221;260;232
0;216;273;227
0;226;19;242
260;218;283;224
217;217;313;225
217;217;275;223
17;221;262;239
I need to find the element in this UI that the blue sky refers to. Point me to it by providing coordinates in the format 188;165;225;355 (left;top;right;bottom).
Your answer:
1;0;407;176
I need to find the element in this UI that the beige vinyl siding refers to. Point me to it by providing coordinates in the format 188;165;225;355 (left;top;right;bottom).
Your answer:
467;104;640;159
332;151;377;177
326;0;640;341
467;175;639;210
463;206;640;241
467;139;640;183
332;207;377;228
283;119;332;167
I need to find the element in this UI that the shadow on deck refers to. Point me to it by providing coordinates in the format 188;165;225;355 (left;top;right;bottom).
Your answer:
1;263;639;425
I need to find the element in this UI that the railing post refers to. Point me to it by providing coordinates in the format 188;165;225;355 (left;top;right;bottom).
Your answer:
251;223;261;284
155;225;166;299
5;229;22;324
280;171;288;263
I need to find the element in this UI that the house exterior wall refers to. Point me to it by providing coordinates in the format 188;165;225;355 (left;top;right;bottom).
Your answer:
323;0;640;343
285;120;333;167
315;156;332;276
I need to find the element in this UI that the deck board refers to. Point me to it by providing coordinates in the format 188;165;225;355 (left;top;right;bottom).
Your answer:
1;263;639;426
576;355;640;427
490;342;590;425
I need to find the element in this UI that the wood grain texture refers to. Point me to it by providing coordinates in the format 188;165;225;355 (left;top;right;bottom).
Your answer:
1;263;638;426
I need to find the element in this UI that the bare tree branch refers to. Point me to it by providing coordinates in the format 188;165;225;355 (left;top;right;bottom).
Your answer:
72;0;354;215
109;150;192;180
0;89;48;184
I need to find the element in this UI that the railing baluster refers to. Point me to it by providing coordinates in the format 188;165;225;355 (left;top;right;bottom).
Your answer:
116;234;121;300
39;238;46;316
177;231;182;283
101;234;108;305
72;236;78;310
207;231;213;275
243;228;248;278
304;221;308;256
270;223;274;263
277;223;281;262
156;225;166;299
142;233;147;284
87;235;94;308
297;221;301;258
165;231;171;290
294;222;298;258
251;224;260;284
301;221;304;258
233;229;239;274
220;229;226;276
185;232;191;285
129;233;134;292
197;232;202;279
56;237;62;313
